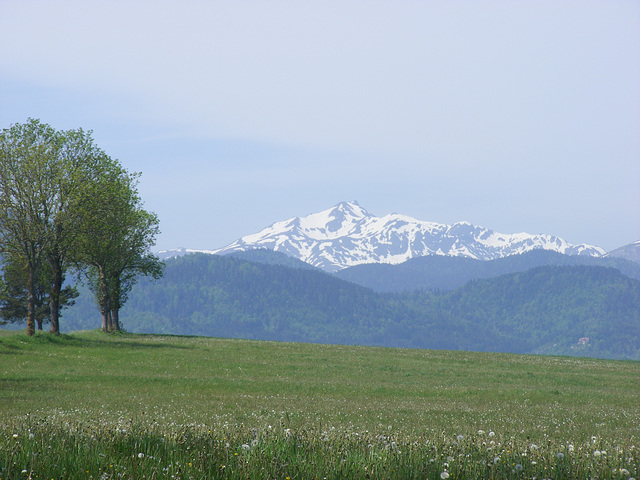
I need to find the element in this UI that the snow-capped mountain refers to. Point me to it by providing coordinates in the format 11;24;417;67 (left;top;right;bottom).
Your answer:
211;201;606;272
604;240;640;265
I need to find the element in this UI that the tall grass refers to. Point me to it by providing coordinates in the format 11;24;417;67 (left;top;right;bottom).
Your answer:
1;330;638;479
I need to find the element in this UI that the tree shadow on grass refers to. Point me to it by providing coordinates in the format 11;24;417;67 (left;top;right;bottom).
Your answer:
0;330;193;352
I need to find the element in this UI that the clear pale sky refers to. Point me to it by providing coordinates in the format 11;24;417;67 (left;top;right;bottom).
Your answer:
1;1;638;252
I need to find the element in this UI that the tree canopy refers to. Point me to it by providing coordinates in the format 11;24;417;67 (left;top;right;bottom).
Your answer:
0;119;163;335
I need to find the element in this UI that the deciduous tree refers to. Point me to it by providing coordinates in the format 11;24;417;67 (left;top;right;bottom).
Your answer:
0;252;78;330
73;161;163;331
0;118;162;335
0;119;61;335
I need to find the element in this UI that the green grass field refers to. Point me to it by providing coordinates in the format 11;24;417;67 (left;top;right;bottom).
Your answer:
1;329;638;479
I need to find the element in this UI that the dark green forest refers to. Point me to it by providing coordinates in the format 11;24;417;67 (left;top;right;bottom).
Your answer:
335;249;640;292
60;252;640;360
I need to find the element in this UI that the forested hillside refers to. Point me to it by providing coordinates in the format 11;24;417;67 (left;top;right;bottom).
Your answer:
335;249;640;292
60;253;640;359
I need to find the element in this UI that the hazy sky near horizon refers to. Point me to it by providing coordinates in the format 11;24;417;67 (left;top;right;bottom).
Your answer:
1;0;638;252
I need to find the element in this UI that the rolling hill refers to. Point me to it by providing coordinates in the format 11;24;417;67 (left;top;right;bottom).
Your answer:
58;252;640;360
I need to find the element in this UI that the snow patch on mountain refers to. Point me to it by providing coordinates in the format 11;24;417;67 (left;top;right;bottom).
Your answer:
211;201;606;272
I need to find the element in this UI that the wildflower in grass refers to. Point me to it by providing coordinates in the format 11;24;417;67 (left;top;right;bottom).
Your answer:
493;456;501;464
138;452;144;458
477;430;485;435
241;443;250;450
440;472;450;479
488;431;495;437
515;463;523;472
13;433;18;438
251;439;259;447
556;452;564;459
457;434;464;442
593;450;601;457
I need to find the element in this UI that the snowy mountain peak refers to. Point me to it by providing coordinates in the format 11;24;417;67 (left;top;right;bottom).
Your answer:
211;202;606;272
297;201;371;238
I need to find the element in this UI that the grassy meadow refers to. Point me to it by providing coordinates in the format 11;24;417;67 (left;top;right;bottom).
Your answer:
0;329;638;479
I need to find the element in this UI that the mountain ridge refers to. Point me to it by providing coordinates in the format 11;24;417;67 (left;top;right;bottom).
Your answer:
208;201;605;272
335;249;640;292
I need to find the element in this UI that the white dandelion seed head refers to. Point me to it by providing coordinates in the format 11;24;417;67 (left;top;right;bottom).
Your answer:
494;456;501;464
488;431;495;437
515;463;523;471
440;472;450;479
138;452;144;458
477;430;485;435
457;434;464;442
241;443;250;450
556;452;564;459
593;450;601;457
13;434;18;438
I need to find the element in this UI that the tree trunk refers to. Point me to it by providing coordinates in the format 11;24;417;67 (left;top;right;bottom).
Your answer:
48;256;63;335
110;276;121;332
101;309;109;333
111;308;120;332
26;260;36;336
98;268;110;333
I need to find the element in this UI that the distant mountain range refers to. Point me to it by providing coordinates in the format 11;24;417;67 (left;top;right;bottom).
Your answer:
335;249;640;292
159;201;607;272
5;202;640;360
